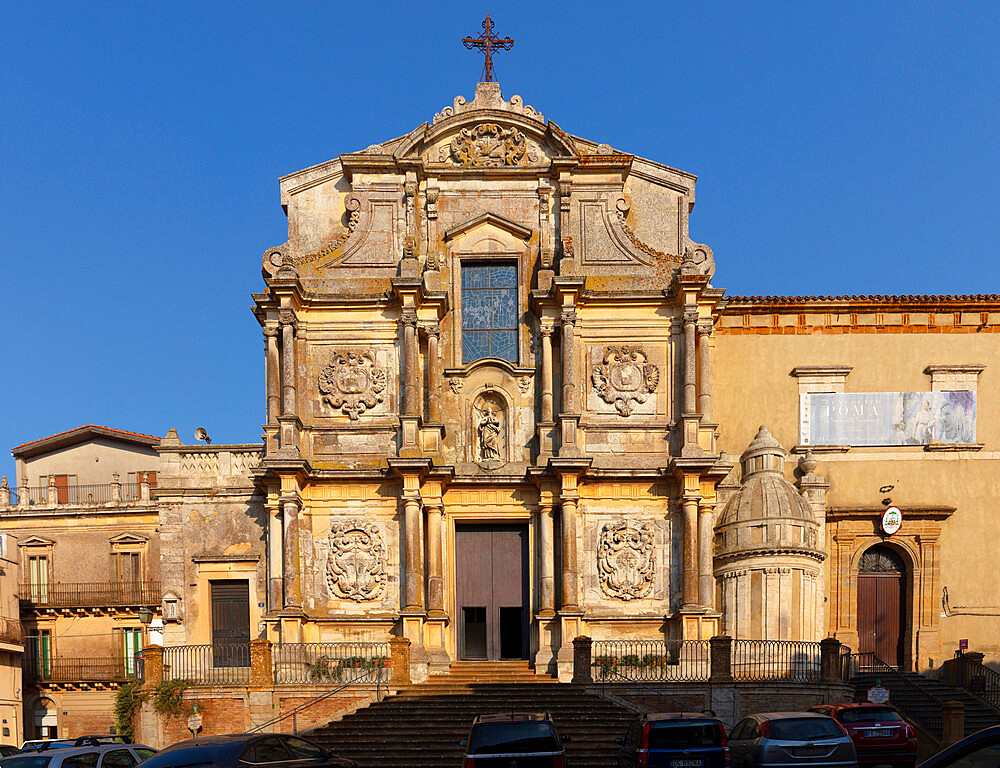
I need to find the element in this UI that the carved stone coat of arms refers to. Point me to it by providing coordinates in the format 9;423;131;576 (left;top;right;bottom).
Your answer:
327;520;385;602
318;349;387;420
451;123;527;167
598;520;655;601
591;346;660;416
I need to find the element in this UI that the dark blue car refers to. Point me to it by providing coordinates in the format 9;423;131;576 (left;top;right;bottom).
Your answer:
616;713;731;768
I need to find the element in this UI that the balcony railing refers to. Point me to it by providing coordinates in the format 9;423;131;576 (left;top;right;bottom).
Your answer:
163;643;252;685
592;639;712;682
273;642;391;685
23;656;141;684
0;617;24;645
20;581;160;609
0;482;153;510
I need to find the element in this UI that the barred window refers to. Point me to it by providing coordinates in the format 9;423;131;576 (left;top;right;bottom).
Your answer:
461;263;518;364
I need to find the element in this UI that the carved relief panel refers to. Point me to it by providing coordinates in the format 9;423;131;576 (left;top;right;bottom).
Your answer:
317;349;389;420
326;519;386;602
598;519;656;600
590;345;660;417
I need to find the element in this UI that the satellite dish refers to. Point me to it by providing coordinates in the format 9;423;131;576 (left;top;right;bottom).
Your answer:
194;427;212;444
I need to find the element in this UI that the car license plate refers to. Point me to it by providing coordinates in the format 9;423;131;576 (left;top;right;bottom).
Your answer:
793;747;827;756
866;729;893;738
672;761;703;767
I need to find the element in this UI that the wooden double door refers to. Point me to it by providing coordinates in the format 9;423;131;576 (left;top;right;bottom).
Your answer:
857;545;906;668
455;524;529;660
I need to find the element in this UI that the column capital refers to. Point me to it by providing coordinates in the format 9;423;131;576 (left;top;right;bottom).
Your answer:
278;309;297;329
560;309;577;326
541;324;555;338
263;326;279;339
683;307;700;325
400;310;419;329
697;319;714;336
420;321;441;339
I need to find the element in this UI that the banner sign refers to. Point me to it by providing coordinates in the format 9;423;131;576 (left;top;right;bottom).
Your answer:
800;391;976;446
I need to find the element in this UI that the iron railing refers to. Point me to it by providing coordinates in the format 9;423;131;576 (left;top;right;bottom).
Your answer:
272;642;392;685
955;653;1000;711
731;639;822;682
23;656;141;683
1;483;152;509
0;617;24;645
592;640;711;682
20;580;160;609
849;652;944;737
162;643;251;685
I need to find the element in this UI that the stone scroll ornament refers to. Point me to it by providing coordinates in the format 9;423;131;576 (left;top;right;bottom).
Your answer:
327;520;386;602
318;349;387;420
591;346;660;416
598;520;655;601
450;123;527;167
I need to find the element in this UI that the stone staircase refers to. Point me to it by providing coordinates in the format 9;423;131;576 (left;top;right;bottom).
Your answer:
901;672;1000;736
309;660;635;768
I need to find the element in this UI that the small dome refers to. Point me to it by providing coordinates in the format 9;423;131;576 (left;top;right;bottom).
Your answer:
715;426;822;557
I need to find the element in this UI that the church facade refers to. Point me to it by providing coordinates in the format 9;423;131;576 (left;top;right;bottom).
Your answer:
229;80;1000;679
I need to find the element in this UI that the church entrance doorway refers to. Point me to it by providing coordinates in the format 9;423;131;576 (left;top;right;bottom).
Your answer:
455;524;529;660
857;545;906;668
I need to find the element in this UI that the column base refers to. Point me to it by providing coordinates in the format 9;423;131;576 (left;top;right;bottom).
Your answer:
401;612;429;684
556;611;585;682
533;614;559;677
671;609;721;640
423;616;451;674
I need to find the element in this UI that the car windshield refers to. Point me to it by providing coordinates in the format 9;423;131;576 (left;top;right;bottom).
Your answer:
839;708;902;723
2;756;53;768
138;745;229;768
648;722;722;749
768;718;843;741
469;723;559;755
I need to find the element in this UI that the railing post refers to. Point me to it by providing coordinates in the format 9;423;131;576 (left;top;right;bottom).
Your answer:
112;472;122;503
942;700;965;745
18;478;29;508
0;476;9;507
572;636;593;684
821;637;842;682
140;472;150;501
390;637;411;686
47;477;57;505
710;635;733;683
250;638;273;687
142;645;163;687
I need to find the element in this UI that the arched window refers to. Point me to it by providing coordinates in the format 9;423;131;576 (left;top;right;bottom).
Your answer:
859;545;905;573
461;263;518;363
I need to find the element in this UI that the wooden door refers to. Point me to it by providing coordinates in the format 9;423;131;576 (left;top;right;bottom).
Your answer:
210;580;250;667
455;525;528;660
857;546;905;668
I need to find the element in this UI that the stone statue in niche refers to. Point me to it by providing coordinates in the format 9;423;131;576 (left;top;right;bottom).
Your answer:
591;345;659;416
473;393;507;469
598;520;655;600
318;349;387;420
327;520;385;602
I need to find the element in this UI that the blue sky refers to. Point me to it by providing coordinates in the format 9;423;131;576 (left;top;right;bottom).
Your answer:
1;1;998;477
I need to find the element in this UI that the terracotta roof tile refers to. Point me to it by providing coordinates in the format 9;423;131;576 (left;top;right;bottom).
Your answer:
724;293;1000;304
13;424;160;451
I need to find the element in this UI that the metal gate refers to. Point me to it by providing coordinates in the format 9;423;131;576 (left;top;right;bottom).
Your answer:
857;546;905;668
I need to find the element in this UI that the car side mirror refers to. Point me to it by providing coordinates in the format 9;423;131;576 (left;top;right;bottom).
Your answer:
459;739;468;747
614;737;624;746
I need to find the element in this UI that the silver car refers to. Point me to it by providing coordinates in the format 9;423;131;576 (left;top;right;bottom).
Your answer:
728;712;857;768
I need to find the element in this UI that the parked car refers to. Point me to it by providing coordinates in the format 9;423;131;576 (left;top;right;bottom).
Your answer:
138;735;355;768
810;703;917;768
727;712;857;768
615;712;731;768
460;713;567;768
917;724;1000;767
0;742;156;768
0;749;18;759
17;743;76;753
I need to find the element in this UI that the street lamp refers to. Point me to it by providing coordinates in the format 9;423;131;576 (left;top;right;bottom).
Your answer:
138;606;153;625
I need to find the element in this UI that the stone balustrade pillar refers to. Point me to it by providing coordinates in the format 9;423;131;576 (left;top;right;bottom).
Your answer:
560;495;579;610
0;477;9;507
682;496;700;608
249;638;273;687
390;637;411;686
709;635;733;682
46;477;57;506
942;700;965;745
426;502;445;616
820;637;843;682
403;494;423;610
282;497;302;609
140;473;150;501
572;635;593;684
142;645;163;687
18;478;29;508
112;472;122;503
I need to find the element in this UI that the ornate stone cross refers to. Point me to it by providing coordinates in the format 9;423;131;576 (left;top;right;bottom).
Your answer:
462;15;514;83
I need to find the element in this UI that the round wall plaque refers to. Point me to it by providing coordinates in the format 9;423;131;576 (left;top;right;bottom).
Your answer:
881;506;903;535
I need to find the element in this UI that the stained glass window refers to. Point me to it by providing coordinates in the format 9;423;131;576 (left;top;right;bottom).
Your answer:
462;263;518;364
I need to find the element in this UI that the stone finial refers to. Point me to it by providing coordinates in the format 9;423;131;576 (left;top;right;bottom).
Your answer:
798;450;818;476
160;427;181;446
0;477;7;489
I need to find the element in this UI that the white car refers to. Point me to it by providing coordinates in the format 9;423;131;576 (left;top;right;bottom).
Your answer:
2;742;157;768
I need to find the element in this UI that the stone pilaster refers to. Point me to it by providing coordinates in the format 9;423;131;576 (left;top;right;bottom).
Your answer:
698;501;715;609
682;495;701;609
538;502;556;615
697;319;713;421
281;494;302;610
